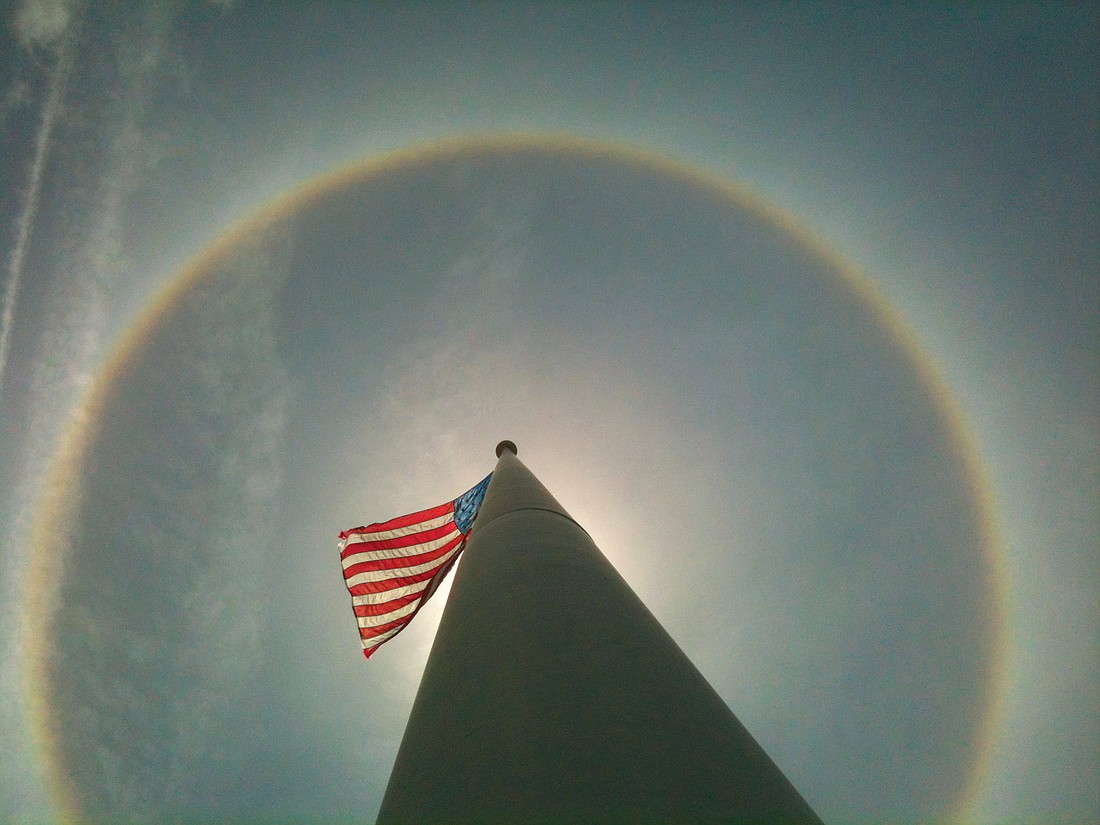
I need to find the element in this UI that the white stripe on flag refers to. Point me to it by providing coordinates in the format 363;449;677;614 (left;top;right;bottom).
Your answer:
351;579;431;607
338;511;455;552
343;544;463;589
362;623;406;649
341;525;461;570
357;599;421;630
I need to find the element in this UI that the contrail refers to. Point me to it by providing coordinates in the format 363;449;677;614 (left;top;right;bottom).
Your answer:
0;42;74;407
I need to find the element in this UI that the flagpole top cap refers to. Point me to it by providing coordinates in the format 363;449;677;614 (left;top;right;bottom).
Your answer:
495;440;518;457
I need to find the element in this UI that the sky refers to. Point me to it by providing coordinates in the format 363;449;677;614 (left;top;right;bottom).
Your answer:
0;2;1095;824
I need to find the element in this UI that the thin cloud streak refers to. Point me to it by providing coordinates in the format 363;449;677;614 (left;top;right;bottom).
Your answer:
0;6;185;819
0;22;79;818
0;33;73;406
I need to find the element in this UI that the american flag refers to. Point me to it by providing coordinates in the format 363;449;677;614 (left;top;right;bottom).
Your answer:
338;474;492;658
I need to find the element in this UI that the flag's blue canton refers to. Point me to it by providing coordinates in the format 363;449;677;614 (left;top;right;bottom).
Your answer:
453;473;492;534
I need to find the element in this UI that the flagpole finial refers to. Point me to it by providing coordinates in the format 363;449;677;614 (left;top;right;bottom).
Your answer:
495;440;518;457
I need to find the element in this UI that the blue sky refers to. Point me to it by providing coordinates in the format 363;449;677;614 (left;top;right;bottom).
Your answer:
0;3;1095;823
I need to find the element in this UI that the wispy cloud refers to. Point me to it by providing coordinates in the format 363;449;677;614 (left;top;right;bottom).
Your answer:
0;15;76;406
0;3;190;820
31;233;290;821
13;0;78;53
0;11;79;815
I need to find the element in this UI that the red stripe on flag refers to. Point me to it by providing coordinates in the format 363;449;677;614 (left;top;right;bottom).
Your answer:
360;614;415;641
347;563;453;597
342;533;463;578
353;590;423;617
357;548;463;659
338;502;453;541
340;520;460;560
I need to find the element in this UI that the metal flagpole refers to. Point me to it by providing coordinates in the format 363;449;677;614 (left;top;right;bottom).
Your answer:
376;441;824;824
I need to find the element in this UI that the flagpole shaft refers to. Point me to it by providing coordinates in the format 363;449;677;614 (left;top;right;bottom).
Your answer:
377;443;823;824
